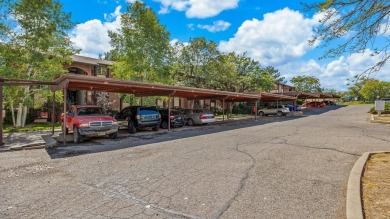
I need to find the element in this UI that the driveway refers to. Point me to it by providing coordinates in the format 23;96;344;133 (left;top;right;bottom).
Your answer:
1;105;389;218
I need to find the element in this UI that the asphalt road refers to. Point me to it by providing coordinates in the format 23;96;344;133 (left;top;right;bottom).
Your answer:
1;105;389;219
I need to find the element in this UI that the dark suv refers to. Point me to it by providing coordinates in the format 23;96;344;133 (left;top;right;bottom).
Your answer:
159;109;185;129
114;106;161;133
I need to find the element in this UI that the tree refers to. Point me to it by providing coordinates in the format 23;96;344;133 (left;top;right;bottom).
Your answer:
290;75;322;93
173;37;220;88
306;0;390;74
262;66;286;85
107;1;171;83
360;79;390;100
0;0;76;127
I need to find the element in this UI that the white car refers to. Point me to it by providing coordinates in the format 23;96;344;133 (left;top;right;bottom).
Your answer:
257;105;290;116
182;109;216;126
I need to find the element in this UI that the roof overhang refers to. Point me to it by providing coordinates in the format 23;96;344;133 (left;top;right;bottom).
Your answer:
51;74;261;102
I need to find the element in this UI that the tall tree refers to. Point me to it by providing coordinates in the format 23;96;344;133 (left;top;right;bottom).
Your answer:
290;75;322;93
262;66;286;84
305;0;390;74
360;79;390;100
173;37;220;88
0;0;76;127
107;1;171;83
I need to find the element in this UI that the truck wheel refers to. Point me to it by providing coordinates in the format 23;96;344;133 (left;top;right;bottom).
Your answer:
161;121;168;129
152;124;160;131
128;122;136;134
277;111;283;117
73;126;83;143
109;132;118;139
258;111;265;116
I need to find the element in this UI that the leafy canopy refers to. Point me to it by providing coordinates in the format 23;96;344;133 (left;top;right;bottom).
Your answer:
305;0;390;75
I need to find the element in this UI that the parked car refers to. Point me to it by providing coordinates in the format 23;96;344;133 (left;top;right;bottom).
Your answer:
287;104;302;111
305;101;326;108
322;100;337;106
159;109;185;129
257;105;290;116
181;109;216;126
61;105;119;143
114;106;161;133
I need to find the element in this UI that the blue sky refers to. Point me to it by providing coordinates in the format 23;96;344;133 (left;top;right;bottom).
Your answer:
60;0;390;91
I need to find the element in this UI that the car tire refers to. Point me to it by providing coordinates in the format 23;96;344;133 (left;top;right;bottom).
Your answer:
73;126;83;143
152;124;160;131
109;132;118;139
128;121;136;134
258;111;265;116
277;111;283;117
187;119;195;126
161;121;168;129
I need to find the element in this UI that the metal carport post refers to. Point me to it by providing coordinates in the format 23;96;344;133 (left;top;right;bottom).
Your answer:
63;88;67;145
0;79;3;146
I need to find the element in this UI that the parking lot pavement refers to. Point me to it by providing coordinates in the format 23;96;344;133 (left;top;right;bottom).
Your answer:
1;105;389;218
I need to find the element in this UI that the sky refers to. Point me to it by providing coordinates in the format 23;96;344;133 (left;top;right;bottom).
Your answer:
60;0;390;91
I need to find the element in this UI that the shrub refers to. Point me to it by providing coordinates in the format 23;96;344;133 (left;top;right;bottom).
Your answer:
368;103;390;114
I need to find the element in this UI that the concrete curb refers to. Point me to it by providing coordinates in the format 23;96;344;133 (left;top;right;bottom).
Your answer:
370;114;390;123
346;151;390;219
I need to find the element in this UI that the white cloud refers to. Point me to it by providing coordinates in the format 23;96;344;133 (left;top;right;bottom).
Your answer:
278;51;390;91
197;20;231;33
154;0;239;18
219;8;322;66
70;6;122;58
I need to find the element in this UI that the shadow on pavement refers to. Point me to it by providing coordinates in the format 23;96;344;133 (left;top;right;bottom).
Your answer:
46;105;346;159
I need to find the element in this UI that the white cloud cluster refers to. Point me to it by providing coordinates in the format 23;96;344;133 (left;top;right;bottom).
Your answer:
219;7;321;66
278;51;390;91
70;6;122;58
197;20;231;33
154;0;239;18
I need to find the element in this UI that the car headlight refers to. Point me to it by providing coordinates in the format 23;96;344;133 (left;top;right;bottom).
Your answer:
79;123;90;128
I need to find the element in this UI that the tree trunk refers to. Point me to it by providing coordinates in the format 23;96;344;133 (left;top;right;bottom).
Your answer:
10;103;16;127
16;104;22;127
21;106;27;127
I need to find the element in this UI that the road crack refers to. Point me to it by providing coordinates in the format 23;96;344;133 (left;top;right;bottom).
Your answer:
213;143;256;219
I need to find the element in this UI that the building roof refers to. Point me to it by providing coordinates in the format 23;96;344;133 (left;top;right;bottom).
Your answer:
72;55;113;66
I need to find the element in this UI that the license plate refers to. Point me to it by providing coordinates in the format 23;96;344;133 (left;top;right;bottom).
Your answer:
98;132;105;136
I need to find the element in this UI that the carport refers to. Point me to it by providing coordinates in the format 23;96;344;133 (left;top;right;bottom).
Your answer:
51;74;266;144
0;74;299;146
248;92;297;109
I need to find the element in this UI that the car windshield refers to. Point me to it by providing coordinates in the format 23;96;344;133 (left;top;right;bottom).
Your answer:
77;107;103;116
140;107;157;111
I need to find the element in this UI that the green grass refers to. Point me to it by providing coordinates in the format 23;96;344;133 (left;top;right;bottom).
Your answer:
215;114;251;119
3;123;62;133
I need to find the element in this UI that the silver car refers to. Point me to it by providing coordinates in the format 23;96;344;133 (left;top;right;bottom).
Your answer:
182;109;216;126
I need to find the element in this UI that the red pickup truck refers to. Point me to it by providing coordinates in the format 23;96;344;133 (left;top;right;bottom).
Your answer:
61;105;119;143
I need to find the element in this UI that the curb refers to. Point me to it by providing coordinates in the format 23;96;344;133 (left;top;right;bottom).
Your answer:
346;151;390;219
370;114;390;123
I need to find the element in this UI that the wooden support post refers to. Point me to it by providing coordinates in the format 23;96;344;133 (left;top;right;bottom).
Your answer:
63;88;67;145
222;99;225;122
0;80;3;146
168;95;171;131
254;100;258;120
52;91;55;135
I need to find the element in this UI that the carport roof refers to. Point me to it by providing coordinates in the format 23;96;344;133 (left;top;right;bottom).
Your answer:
51;73;261;102
277;91;321;99
247;92;296;101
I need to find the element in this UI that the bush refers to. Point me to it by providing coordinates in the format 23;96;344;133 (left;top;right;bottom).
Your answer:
232;103;252;114
368;103;390;114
